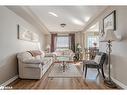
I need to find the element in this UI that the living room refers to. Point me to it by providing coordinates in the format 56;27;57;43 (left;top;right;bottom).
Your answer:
1;3;127;92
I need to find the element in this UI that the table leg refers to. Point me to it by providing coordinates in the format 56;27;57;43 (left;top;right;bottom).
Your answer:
63;61;65;72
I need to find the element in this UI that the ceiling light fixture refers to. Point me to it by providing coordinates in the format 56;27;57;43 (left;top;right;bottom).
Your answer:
48;12;58;17
84;17;90;22
60;23;66;28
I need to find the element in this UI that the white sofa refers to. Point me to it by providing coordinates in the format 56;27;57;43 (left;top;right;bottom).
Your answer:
17;50;54;79
53;49;75;62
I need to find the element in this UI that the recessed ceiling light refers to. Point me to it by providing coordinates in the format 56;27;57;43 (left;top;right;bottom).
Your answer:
84;17;90;22
48;12;58;17
73;19;84;25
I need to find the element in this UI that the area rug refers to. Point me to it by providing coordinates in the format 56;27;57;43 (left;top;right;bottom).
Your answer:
48;63;82;78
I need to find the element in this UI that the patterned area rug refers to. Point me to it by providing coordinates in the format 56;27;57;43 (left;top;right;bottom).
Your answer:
48;63;82;78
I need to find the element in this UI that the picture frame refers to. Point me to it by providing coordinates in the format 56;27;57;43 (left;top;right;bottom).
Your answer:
17;24;31;41
102;10;116;36
17;24;39;42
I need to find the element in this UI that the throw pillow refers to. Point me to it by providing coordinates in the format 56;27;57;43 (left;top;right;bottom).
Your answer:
35;55;41;60
40;50;45;57
94;55;101;64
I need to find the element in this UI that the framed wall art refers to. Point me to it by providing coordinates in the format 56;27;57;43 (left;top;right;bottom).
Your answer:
17;24;39;42
102;10;116;36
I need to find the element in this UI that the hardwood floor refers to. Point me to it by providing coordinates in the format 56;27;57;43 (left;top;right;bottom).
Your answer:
8;62;119;89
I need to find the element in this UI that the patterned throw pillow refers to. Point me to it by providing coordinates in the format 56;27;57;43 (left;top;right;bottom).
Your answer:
94;55;101;64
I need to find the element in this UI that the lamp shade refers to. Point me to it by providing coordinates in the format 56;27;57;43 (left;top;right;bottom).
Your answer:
46;44;50;49
77;44;81;48
101;29;117;42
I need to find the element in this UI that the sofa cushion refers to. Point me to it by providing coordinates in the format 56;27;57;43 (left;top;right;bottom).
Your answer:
45;53;55;57
53;50;64;56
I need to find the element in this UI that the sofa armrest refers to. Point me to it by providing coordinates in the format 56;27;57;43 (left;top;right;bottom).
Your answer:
23;59;44;65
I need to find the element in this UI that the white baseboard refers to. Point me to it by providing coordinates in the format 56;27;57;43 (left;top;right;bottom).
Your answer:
0;75;18;87
105;74;127;89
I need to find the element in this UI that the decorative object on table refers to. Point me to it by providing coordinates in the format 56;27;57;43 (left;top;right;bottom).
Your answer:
74;43;82;61
100;29;117;88
102;10;116;37
93;42;97;48
77;43;81;50
17;24;39;42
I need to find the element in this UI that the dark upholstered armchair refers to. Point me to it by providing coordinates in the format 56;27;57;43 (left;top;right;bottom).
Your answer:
83;52;107;79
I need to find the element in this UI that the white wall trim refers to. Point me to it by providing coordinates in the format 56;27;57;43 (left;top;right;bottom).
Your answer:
105;74;127;89
0;75;18;87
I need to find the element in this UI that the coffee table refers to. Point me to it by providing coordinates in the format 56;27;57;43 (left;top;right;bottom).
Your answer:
56;56;70;72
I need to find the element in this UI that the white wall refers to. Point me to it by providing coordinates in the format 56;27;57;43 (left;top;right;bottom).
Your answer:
45;34;51;50
75;32;84;49
0;6;45;84
83;6;127;86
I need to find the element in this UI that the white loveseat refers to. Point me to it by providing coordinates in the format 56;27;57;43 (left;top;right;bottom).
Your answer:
53;49;75;62
17;50;54;79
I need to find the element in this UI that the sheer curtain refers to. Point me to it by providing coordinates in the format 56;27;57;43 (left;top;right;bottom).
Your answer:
51;33;57;52
69;33;75;52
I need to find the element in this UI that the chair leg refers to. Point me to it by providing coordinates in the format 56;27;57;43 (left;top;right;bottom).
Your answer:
95;68;99;78
97;68;100;74
83;63;85;71
85;66;87;78
101;67;105;79
95;68;100;77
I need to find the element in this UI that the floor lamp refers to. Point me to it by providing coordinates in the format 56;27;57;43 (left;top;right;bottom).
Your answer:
101;29;117;88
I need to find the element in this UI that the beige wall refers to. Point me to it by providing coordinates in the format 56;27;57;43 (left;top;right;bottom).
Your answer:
83;6;127;86
45;34;51;50
0;6;45;84
75;32;84;49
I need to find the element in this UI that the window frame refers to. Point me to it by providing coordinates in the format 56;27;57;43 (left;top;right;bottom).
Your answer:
87;35;99;48
56;35;69;49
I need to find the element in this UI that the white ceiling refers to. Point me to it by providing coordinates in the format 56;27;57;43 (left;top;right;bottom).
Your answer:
29;6;107;33
7;6;107;34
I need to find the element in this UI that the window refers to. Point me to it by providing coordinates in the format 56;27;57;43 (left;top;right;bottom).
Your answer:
56;36;69;49
87;35;99;48
85;22;100;48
